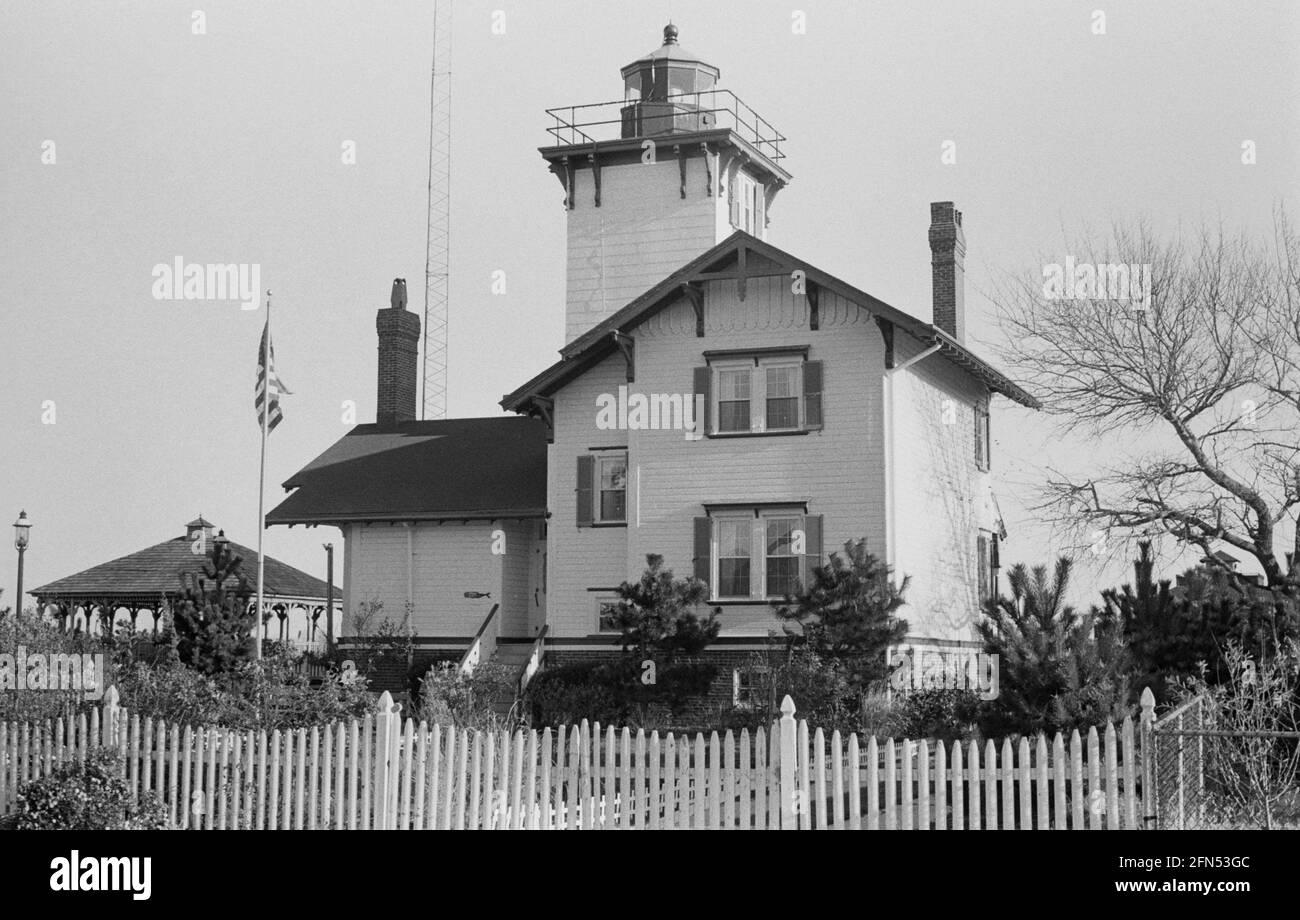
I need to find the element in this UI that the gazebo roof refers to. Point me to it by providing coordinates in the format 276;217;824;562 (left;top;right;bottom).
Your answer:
31;526;335;607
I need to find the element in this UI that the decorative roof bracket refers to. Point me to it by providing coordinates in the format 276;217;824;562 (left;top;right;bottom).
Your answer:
612;332;635;382
588;153;601;207
681;282;705;337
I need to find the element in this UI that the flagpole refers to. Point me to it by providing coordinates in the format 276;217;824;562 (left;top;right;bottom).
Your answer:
255;289;271;660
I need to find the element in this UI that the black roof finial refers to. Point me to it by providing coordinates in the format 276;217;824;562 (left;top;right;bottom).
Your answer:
664;23;679;45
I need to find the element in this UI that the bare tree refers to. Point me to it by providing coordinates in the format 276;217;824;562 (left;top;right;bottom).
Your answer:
994;212;1300;586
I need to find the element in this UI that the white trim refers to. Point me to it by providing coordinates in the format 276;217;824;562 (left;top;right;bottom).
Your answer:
883;371;897;570
709;509;805;602
595;453;629;524
710;357;805;436
594;594;621;633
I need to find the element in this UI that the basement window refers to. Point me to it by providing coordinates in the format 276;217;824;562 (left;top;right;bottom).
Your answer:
596;597;622;633
733;668;766;710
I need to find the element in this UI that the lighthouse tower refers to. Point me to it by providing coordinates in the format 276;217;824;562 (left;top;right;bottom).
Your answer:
542;24;792;343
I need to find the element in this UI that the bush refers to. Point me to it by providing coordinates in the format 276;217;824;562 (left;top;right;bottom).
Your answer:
1170;643;1300;829
722;645;860;736
523;662;624;727
415;660;519;731
774;539;909;695
521;556;725;730
890;688;981;745
15;749;169;830
0;607;106;723
977;558;1129;738
113;646;374;731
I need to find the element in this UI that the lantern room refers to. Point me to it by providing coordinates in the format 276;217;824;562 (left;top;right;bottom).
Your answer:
620;23;722;138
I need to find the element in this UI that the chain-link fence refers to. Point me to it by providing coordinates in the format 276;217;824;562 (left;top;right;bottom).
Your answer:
1150;694;1300;829
1150;696;1209;829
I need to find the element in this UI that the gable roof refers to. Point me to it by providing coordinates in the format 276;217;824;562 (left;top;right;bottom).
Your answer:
501;232;1039;411
266;416;549;526
31;533;333;604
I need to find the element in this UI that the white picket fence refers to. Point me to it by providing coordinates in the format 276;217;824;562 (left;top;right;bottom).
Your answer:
0;688;1156;829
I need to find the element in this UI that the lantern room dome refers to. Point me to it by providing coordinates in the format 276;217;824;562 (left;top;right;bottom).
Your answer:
621;24;721;102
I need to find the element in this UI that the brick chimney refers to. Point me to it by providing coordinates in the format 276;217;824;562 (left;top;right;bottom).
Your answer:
376;278;420;427
928;201;966;343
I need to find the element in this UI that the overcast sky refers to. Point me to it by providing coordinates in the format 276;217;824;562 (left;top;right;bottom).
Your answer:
2;0;1297;610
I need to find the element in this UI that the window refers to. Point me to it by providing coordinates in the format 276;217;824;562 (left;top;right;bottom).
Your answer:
975;400;991;471
598;455;627;522
977;534;996;604
765;516;801;598
733;668;767;709
716;518;752;599
577;453;628;527
716;367;752;433
704;354;820;436
596;597;621;633
699;511;822;602
765;365;800;431
733;173;763;235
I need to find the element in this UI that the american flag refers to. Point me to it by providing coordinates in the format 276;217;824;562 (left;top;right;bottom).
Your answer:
255;321;291;432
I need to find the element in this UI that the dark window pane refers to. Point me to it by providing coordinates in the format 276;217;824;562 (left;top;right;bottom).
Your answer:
766;396;798;430
718;559;750;597
601;491;626;521
766;556;799;597
718;400;750;432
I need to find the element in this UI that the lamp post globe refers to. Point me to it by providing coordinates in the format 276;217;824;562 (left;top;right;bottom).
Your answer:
12;511;32;616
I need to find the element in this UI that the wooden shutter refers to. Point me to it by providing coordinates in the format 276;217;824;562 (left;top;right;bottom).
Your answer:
977;534;990;603
693;516;712;586
728;174;740;227
803;361;824;430
576;455;594;526
693;365;712;435
801;514;824;588
984;404;992;469
975;401;991;469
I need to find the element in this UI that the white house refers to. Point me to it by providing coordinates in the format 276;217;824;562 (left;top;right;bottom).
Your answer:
268;25;1037;698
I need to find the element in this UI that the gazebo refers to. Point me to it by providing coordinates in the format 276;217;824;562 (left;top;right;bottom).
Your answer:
30;517;338;649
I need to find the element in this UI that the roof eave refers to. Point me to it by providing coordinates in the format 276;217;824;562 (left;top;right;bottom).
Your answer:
925;328;1041;409
267;508;549;527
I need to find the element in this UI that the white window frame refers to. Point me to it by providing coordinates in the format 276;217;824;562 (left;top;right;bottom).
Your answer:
595;595;621;633
733;667;767;710
760;358;803;433
713;513;755;600
595;453;628;524
737;173;757;234
713;359;754;434
763;513;803;599
710;357;803;436
710;509;806;602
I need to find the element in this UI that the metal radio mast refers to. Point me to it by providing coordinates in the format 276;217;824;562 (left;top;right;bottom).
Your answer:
421;0;452;419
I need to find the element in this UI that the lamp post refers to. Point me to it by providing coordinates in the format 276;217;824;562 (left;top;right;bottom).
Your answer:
323;543;335;653
13;511;32;616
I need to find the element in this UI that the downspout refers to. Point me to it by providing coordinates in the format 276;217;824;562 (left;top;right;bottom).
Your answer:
883;370;897;571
